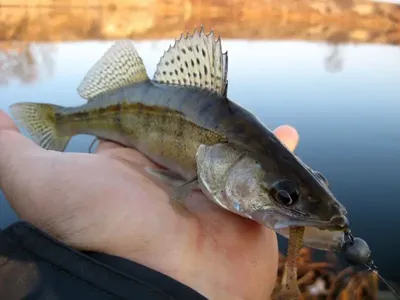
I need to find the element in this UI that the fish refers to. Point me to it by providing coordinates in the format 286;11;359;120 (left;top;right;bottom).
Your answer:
9;27;350;299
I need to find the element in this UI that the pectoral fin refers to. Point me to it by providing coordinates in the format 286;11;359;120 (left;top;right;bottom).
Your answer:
167;177;198;217
169;176;198;205
145;167;187;187
145;167;198;215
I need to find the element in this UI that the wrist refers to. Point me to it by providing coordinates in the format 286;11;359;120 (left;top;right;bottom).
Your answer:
100;232;278;300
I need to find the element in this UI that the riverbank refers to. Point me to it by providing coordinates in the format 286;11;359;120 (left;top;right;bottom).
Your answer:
1;0;399;44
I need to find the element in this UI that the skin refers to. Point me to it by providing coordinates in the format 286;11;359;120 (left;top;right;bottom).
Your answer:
0;109;299;300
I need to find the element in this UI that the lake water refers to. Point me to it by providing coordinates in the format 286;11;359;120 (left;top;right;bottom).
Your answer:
1;40;400;283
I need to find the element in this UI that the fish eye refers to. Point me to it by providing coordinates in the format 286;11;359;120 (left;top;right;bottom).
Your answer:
270;180;299;207
276;190;295;206
314;171;329;188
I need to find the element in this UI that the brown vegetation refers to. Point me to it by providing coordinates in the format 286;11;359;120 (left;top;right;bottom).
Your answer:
275;247;379;299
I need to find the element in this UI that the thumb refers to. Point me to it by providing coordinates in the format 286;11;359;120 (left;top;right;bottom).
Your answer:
273;125;299;152
0;109;43;189
0;109;20;132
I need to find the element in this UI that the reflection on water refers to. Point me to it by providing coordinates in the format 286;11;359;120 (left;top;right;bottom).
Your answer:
0;41;346;85
0;42;56;85
3;1;400;86
325;44;343;72
0;39;400;284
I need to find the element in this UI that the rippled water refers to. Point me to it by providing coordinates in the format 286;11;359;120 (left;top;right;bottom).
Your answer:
0;40;399;282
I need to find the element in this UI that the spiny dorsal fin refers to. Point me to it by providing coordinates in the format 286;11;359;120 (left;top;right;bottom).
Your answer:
153;26;228;97
77;40;149;100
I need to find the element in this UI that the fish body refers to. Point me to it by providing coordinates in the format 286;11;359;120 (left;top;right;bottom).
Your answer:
53;81;229;179
10;28;349;252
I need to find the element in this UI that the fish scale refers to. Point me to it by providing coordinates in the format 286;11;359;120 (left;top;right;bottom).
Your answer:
9;26;351;300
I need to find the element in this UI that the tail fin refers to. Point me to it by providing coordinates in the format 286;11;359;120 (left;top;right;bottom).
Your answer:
9;102;71;151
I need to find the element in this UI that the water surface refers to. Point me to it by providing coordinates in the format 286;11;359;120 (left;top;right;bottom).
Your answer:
1;40;400;282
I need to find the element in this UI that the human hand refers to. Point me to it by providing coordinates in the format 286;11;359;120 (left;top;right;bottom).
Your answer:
0;109;299;300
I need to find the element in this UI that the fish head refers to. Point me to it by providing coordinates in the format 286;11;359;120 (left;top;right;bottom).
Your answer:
196;142;349;251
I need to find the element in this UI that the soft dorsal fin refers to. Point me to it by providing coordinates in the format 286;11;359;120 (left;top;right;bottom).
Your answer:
153;26;228;97
77;40;149;100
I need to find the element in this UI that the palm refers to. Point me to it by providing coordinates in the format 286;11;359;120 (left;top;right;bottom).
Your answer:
92;141;280;300
98;143;278;299
0;109;298;299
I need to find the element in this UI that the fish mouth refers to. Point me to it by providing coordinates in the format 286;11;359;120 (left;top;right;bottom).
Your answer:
275;226;346;251
250;209;349;231
249;209;348;250
274;215;349;232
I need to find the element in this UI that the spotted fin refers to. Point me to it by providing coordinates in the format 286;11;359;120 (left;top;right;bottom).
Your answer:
77;41;149;100
153;26;228;97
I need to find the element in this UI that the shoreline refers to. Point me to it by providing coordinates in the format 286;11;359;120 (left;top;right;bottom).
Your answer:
1;1;399;45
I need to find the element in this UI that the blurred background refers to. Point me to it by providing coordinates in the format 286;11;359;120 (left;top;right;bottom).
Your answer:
0;0;400;298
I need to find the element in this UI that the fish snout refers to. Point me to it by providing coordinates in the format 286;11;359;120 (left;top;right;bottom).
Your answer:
327;201;349;230
329;215;349;231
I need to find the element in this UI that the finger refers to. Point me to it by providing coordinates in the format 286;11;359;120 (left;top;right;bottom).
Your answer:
0;109;20;132
0;109;42;152
0;109;43;152
273;125;299;152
